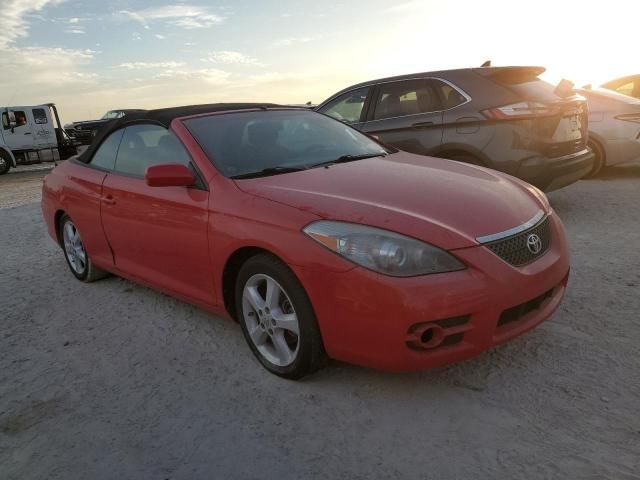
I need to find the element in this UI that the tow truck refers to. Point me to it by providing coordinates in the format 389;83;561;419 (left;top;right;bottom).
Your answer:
0;103;78;175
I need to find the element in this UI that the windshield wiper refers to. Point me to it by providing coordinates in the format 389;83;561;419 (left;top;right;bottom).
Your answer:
310;152;387;169
230;166;308;179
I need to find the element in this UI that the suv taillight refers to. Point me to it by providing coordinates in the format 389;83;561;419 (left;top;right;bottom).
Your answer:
615;113;640;124
482;102;559;120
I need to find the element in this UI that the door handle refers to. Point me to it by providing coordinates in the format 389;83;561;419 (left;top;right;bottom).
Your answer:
24;132;32;135
412;121;434;128
103;195;116;206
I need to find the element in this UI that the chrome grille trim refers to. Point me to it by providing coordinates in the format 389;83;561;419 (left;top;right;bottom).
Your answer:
484;217;551;267
476;210;546;244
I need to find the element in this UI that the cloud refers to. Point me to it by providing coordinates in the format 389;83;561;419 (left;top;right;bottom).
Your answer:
17;47;96;67
118;61;186;70
155;68;231;85
273;36;316;47
68;17;80;24
0;1;99;99
0;0;98;102
383;1;429;12
0;0;67;48
0;46;98;94
201;51;263;66
155;34;166;40
119;5;224;29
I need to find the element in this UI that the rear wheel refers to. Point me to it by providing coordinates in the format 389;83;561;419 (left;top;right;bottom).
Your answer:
0;151;11;175
59;214;108;282
235;253;326;379
586;139;605;178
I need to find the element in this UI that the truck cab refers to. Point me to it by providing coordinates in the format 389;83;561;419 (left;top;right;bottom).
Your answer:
0;103;77;175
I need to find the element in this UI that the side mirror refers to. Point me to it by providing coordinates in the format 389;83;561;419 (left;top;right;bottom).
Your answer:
145;163;195;187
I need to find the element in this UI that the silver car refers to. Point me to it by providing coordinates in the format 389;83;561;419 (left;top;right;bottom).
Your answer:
576;87;640;176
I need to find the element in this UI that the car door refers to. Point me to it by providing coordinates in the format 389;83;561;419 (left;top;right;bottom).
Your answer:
316;86;372;130
30;107;57;149
100;123;214;305
59;129;126;269
1;108;34;150
359;79;444;156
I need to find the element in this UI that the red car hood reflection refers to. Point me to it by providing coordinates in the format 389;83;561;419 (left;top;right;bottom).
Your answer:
235;153;545;250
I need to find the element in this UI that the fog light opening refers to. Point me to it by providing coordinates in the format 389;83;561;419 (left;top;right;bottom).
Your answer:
421;328;435;344
416;324;445;349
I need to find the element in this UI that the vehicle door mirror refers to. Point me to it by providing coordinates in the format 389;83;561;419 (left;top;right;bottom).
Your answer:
8;111;16;133
145;163;195;187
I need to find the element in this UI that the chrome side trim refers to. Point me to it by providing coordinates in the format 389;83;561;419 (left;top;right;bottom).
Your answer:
476;210;546;244
317;76;472;116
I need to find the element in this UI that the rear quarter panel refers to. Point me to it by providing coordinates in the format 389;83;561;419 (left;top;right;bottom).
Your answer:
43;161;113;268
436;71;512;167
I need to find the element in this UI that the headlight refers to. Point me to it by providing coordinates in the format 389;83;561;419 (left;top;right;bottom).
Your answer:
303;221;465;277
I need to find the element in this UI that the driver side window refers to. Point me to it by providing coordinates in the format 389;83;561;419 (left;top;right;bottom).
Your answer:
319;87;370;124
114;124;191;177
90;129;125;170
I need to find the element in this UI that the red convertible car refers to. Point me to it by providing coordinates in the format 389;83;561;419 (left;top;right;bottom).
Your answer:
42;104;570;379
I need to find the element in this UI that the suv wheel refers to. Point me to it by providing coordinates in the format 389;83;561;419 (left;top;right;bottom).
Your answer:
586;140;605;178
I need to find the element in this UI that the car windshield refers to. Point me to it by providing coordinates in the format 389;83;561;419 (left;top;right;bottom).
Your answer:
101;111;120;119
184;109;389;178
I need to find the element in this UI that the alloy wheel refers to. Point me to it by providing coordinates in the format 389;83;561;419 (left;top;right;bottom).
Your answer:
63;220;87;275
241;274;300;367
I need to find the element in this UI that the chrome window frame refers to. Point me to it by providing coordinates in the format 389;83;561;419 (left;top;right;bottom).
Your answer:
317;86;371;124
318;77;472;124
367;77;471;123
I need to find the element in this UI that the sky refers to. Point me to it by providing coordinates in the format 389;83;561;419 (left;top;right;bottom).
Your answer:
1;0;638;122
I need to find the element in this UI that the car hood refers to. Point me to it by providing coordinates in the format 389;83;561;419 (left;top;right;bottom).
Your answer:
234;153;547;250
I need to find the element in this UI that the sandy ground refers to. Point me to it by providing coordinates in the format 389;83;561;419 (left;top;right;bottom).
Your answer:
1;164;639;479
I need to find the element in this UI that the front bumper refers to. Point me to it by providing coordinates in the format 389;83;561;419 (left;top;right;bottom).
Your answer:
67;128;94;146
517;148;594;192
293;213;570;372
602;136;640;166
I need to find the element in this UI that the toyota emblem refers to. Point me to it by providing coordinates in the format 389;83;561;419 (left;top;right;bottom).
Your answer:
526;234;543;255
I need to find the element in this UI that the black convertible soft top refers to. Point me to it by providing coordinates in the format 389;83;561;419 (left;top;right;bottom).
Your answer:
77;102;282;163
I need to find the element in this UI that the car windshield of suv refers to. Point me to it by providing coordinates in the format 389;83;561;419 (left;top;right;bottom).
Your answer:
184;109;389;178
101;111;120;120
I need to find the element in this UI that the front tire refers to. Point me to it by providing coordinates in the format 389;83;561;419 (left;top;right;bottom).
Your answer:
0;151;11;175
235;253;326;379
59;214;108;282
